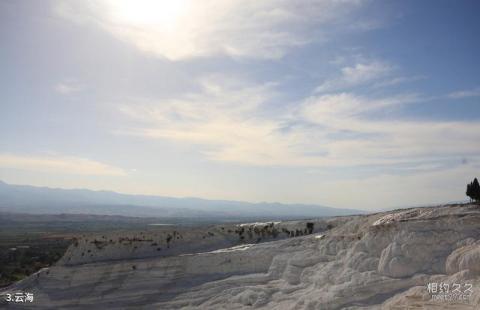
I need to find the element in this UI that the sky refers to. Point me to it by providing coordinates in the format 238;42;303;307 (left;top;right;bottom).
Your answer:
1;0;479;211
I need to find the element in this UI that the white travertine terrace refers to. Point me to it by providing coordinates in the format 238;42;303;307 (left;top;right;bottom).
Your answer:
2;204;480;309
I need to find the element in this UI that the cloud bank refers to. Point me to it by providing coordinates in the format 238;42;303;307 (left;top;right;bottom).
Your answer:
117;74;480;171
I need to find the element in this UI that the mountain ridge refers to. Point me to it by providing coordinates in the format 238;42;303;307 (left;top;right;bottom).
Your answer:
0;180;365;219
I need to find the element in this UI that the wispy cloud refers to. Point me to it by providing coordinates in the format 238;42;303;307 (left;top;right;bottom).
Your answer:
117;75;287;165
117;75;480;170
448;87;480;99
54;80;84;95
0;154;126;176
299;93;480;166
315;60;393;92
372;75;426;88
54;0;368;60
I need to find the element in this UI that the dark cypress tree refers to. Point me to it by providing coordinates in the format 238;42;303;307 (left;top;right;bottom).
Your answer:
467;182;473;202
467;178;480;202
473;178;480;202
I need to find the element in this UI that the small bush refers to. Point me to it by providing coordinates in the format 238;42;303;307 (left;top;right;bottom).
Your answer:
306;222;314;234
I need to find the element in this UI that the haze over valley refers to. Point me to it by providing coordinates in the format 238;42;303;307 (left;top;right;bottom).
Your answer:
0;180;363;220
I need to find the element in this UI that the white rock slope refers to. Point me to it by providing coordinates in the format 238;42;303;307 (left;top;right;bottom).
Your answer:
2;204;480;309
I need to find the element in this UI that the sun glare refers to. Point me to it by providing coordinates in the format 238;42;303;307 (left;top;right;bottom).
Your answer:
107;0;190;30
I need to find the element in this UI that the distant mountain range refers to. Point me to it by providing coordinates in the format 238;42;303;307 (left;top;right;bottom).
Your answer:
0;180;365;220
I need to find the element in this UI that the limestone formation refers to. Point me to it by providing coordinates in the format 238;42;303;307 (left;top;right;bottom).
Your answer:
2;204;480;309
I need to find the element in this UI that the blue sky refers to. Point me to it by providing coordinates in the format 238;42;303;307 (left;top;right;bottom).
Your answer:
1;0;479;210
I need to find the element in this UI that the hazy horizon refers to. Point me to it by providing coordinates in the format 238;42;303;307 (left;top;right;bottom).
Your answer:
0;179;344;209
0;179;467;212
1;0;480;211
